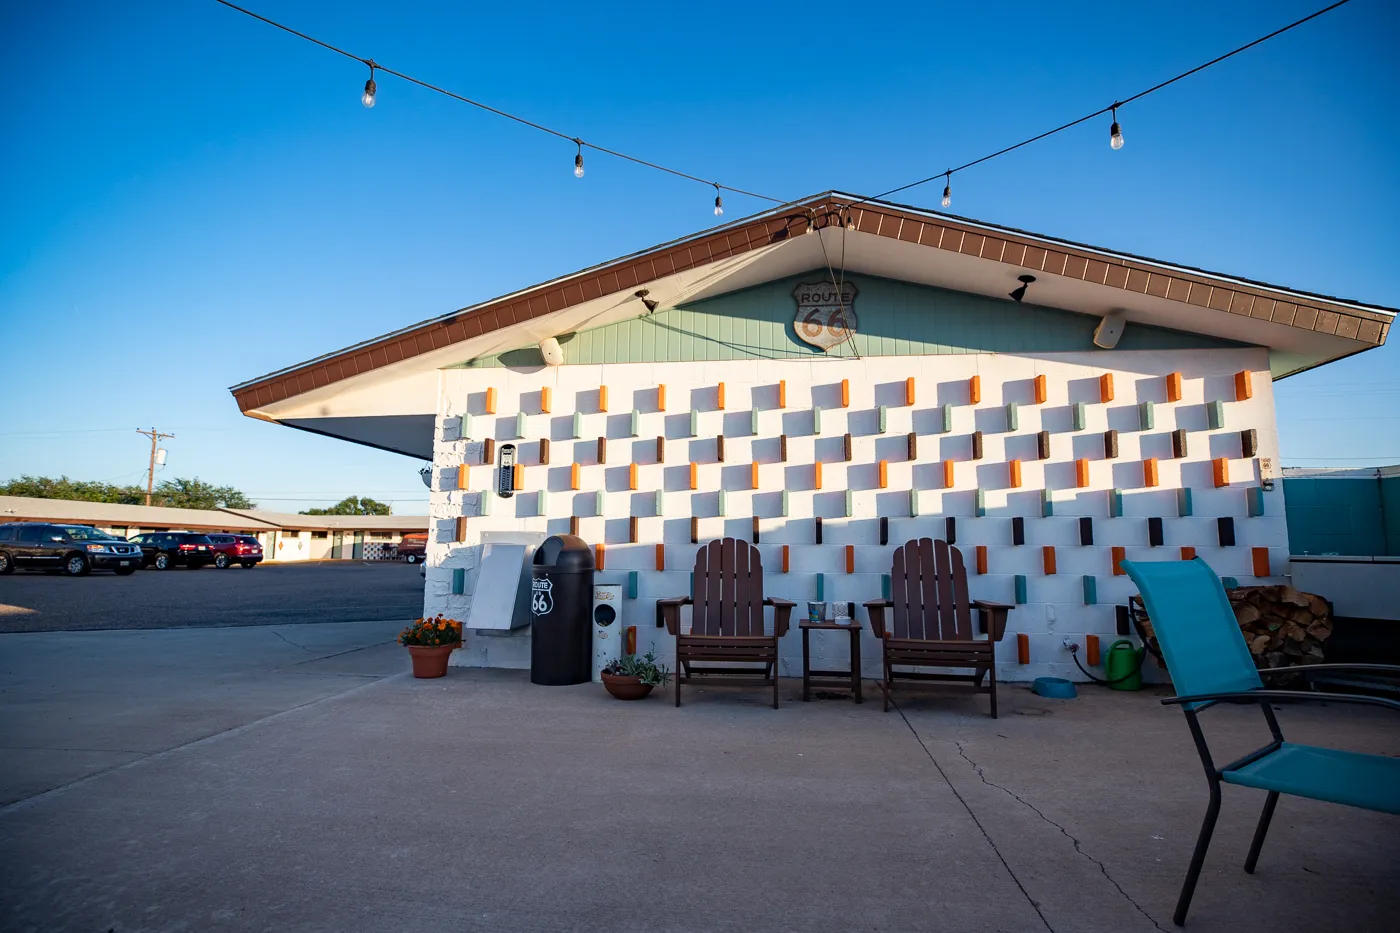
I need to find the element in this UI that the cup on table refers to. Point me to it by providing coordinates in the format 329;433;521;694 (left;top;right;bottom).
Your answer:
807;601;827;623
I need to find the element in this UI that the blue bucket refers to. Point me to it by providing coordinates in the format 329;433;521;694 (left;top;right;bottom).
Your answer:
1032;676;1078;699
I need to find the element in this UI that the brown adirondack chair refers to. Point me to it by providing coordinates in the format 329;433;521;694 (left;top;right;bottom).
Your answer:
864;538;1011;717
659;538;795;708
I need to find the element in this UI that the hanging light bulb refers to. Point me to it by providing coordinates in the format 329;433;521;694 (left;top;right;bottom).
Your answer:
573;140;585;178
361;63;377;109
1109;104;1124;150
940;171;952;209
845;211;855;231
805;212;816;234
713;185;723;216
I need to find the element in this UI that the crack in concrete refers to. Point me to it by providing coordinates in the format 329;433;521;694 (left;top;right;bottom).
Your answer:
269;630;315;652
954;740;1169;933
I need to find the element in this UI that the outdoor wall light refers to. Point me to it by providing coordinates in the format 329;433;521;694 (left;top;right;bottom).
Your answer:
1009;274;1036;303
635;289;659;313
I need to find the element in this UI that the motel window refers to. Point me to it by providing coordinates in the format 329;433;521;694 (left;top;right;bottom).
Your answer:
312;531;328;539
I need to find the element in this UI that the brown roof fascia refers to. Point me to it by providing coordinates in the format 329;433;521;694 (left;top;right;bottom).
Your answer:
232;194;1392;413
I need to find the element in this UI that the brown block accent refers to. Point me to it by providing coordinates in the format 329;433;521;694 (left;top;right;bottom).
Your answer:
1086;635;1100;666
843;433;852;462
656;384;666;412
716;434;725;463
840;379;850;408
969;375;981;404
906;376;916;406
571;463;581;490
655;436;664;464
1033;374;1047;404
878;460;889;489
751;462;760;489
1252;547;1270;577
780;434;788;462
975;545;988;575
1234;370;1253;401
655;543;665;571
1099;373;1114;402
1111;547;1126;576
690;516;698;544
1042;546;1057;575
1166;372;1182;402
513;464;524;491
483;438;495;466
455;516;467;543
539;438;550;465
1181;546;1196;560
944;459;955;489
716;381;726;410
598;385;608;413
1143;458;1159;488
781;544;790;573
778;380;787;408
484;387;497;415
1076;458;1090;488
595;543;605;571
1009;459;1022;488
629;516;638;544
456;464;469;490
597;437;606;464
814;461;823;490
845;545;855;574
1213;458;1230;488
570;516;580;537
628;463;638;490
1016;633;1030;665
907;432;917;461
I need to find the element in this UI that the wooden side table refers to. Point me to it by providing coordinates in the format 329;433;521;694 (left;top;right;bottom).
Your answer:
800;621;862;703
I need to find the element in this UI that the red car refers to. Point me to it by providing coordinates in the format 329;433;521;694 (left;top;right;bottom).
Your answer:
397;532;427;563
206;533;264;569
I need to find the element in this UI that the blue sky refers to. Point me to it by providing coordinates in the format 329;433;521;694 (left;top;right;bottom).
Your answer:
2;0;1396;513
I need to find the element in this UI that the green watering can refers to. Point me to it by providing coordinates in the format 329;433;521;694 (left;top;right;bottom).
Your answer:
1104;639;1145;691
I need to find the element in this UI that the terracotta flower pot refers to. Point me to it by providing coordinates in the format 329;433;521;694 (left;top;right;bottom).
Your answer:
601;672;655;700
407;643;460;679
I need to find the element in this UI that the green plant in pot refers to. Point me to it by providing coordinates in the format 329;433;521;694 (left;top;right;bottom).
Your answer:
600;651;672;700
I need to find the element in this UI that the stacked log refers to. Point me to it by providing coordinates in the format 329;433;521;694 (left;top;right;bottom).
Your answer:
1228;585;1332;671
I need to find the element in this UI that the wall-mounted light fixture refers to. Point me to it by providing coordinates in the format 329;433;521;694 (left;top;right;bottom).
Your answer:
1009;274;1036;303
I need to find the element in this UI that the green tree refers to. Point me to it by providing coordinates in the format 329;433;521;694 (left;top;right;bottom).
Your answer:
300;496;392;516
1;474;145;504
151;477;257;510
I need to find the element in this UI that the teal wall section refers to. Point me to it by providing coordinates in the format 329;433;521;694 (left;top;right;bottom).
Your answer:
1283;476;1395;556
460;271;1245;368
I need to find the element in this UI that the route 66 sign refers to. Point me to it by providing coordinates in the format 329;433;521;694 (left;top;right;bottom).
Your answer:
792;281;858;351
531;576;553;616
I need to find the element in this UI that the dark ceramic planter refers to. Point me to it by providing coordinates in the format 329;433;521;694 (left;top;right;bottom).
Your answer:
601;672;654;700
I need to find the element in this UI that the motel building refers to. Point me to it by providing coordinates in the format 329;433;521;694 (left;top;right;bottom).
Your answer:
230;193;1393;680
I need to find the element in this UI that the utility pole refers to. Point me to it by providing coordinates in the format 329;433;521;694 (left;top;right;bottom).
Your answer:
136;427;175;507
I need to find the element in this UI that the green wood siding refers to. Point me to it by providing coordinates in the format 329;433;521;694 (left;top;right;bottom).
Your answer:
459;271;1245;368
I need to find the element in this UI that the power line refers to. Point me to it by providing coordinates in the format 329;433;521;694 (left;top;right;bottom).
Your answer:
212;0;785;207
856;0;1354;208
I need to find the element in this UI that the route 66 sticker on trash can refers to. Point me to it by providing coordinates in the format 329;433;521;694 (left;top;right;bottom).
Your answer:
531;576;553;615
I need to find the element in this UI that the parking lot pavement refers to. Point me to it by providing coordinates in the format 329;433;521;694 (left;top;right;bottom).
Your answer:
0;560;424;633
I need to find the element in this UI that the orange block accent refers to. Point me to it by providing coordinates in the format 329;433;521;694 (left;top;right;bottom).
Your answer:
814;461;823;490
456;464;469;490
840;379;850;408
595;542;605;571
1086;634;1101;667
878;460;889;489
975;545;988;575
1166;372;1182;402
1143;457;1159;488
751;462;760;489
655;544;665;571
1252;547;1271;577
598;385;608;412
1076;458;1090;488
624;626;636;655
1180;546;1196;560
689;462;698;489
540;386;552;413
513;464;524;491
1111;546;1126;576
629;463;638;490
1099;373;1114;403
1009;459;1022;488
484;387;497;414
943;459;955;489
1213;457;1230;488
778;380;787;408
969;375;981;404
1042;546;1057;574
905;377;916;406
1016;633;1030;665
570;463;581;490
1235;370;1253;401
716;382;726;410
1034;374;1047;404
845;545;855;574
656;384;666;412
455;516;467;542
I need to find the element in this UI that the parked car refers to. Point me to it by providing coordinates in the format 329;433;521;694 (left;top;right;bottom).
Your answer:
397;532;428;563
128;532;217;570
0;522;143;576
206;533;264;569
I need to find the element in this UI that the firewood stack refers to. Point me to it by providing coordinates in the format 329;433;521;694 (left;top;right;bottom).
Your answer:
1228;585;1332;671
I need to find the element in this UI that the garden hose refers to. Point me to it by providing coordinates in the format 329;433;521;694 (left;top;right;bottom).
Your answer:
1068;643;1146;686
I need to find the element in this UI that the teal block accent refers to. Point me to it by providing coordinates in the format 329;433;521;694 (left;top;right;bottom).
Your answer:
689;571;694;598
940;403;953;434
1041;489;1054;517
882;574;891;599
845;489;854;517
1014;575;1028;605
816;573;826;601
750;406;760;436
1006;402;1019;432
1109;488;1124;518
717;489;726;517
459;272;1246;368
629;410;640;437
813;406;823;435
975;488;986;518
878;405;888;434
515;412;527;439
594;490;604;516
1082;575;1097;605
1072;402;1086;431
627;571;638;599
571;412;581;439
1222;576;1239;590
536;490;548;515
1138;401;1155;431
1177;488;1193;517
460;413;473;439
451;568;465;595
478;490;492;516
654;490;664;515
781;490;790;517
910;488;920;517
1247;487;1265;517
1207;400;1225;430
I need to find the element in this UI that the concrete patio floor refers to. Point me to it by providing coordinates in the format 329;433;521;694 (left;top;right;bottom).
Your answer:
1;624;1396;932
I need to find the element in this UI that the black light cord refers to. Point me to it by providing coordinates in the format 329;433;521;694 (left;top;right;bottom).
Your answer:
211;0;785;205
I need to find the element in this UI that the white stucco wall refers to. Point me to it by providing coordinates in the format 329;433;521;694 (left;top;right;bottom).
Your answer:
428;348;1287;681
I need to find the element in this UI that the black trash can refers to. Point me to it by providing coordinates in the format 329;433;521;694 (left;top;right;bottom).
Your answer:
530;534;595;685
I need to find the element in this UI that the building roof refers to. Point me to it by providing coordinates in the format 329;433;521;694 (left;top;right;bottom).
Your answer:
1283;464;1400;479
0;496;428;532
230;191;1394;458
218;509;430;531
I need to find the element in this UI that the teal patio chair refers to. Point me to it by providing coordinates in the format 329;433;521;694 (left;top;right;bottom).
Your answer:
1122;558;1400;926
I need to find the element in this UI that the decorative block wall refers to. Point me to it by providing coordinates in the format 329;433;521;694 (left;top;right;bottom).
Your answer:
429;348;1286;681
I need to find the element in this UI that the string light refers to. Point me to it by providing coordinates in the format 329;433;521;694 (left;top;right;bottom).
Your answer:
1109;104;1124;150
573;139;585;178
941;172;952;209
713;185;723;216
361;62;376;109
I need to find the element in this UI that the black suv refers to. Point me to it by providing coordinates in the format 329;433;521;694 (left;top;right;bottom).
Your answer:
129;532;216;570
0;523;143;576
